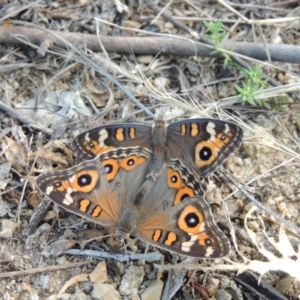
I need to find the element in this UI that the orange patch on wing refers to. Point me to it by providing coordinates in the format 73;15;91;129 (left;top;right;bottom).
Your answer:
167;168;183;189
174;187;194;205
177;205;204;235
115;128;124;141
152;229;162;242
197;233;214;247
102;159;119;181
79;199;91;212
54;180;70;192
194;141;217;168
120;155;146;171
216;132;232;146
207;132;232;149
98;145;117;154
73;170;99;193
180;124;187;135
165;232;177;245
55;171;99;193
91;205;102;217
129;127;136;139
190;123;199;136
83;140;116;155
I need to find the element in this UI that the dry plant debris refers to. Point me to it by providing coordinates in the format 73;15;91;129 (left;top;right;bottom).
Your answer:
0;0;300;299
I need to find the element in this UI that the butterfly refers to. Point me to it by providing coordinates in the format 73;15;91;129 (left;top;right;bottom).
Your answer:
36;118;243;257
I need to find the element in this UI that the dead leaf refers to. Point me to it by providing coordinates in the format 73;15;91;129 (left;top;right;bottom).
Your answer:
2;136;26;173
11;123;29;155
85;84;109;107
15;90;93;128
28;191;40;209
44;140;73;160
32;140;73;173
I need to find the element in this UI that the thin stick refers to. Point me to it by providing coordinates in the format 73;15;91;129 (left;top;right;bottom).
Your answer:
0;101;52;135
0;261;90;279
63;249;163;263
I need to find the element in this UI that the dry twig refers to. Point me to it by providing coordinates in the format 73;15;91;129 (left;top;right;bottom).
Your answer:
0;24;299;63
0;261;90;279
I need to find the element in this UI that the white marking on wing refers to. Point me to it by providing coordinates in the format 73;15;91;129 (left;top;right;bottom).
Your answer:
181;235;198;252
206;122;216;141
204;247;214;257
84;132;91;142
224;124;230;134
69;174;77;185
199;222;205;232
63;191;74;205
45;185;54;195
99;129;108;148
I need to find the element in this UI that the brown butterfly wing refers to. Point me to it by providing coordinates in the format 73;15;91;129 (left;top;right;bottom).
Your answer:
36;147;152;227
136;197;230;258
72;123;153;159
132;159;230;258
167;119;243;177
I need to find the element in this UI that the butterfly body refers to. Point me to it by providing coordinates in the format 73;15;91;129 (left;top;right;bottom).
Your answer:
37;118;243;258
